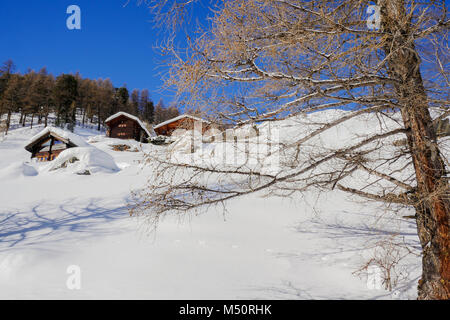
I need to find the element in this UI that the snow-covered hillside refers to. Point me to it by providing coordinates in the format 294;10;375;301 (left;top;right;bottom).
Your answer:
0;112;425;299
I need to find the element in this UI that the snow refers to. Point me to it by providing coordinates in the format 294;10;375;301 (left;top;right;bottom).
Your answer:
0;110;438;299
105;112;156;138
0;162;38;179
44;147;120;174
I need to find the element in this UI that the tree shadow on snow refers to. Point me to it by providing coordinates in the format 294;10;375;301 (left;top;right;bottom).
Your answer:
0;199;129;251
253;211;421;299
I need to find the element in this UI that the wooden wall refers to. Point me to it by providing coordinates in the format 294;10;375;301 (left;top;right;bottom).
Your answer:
34;148;66;162
154;118;209;136
106;115;143;141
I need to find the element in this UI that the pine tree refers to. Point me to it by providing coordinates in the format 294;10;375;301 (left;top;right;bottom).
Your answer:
53;74;78;130
116;86;130;111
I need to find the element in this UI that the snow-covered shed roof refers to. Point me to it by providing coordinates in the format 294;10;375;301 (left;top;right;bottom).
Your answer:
153;114;210;130
105;112;156;137
25;127;90;152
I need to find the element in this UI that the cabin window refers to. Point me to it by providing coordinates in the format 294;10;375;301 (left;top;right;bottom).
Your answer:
40;139;51;148
118;124;127;128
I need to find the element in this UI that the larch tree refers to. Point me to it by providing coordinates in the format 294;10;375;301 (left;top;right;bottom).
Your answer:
131;89;141;116
0;73;25;134
95;78;115;131
0;60;16;105
0;60;17;133
154;98;166;124
133;0;449;299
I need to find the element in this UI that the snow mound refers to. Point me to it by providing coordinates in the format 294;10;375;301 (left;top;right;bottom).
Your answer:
45;147;120;174
87;135;142;148
0;162;39;179
86;135;106;144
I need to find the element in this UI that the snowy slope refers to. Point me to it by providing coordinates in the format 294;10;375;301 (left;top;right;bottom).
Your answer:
0;114;427;299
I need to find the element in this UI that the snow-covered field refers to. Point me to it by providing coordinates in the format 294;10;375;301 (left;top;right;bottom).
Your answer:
0;113;424;299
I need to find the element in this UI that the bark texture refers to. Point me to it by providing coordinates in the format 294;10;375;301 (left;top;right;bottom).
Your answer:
380;0;450;300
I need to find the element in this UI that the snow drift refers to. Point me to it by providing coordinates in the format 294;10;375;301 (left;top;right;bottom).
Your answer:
45;147;120;174
0;162;38;179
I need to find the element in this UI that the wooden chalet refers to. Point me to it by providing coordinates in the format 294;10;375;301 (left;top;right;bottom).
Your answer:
153;114;211;136
25;127;88;162
105;112;155;142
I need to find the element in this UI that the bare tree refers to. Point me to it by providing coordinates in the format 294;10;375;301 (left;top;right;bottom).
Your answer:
138;0;203;32
132;0;449;299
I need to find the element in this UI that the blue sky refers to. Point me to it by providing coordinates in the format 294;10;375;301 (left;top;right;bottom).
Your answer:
0;0;211;106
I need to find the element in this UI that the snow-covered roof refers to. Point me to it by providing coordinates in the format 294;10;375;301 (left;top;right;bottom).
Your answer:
25;127;90;151
105;112;156;137
153;114;210;130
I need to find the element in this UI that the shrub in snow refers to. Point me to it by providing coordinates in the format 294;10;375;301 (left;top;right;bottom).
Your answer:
111;144;138;152
46;147;120;174
149;135;173;146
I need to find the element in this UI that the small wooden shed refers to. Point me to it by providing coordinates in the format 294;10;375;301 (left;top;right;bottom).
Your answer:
153;114;210;136
105;112;155;142
25;127;88;162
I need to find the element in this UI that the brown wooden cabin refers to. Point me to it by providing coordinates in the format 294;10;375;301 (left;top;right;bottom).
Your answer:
153;115;211;136
105;112;154;142
25;129;80;162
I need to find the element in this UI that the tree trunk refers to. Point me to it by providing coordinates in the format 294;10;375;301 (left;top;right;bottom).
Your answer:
97;106;101;131
82;108;86;127
380;0;450;299
5;110;11;135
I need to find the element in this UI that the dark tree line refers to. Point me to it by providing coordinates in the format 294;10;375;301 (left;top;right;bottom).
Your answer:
0;60;179;134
